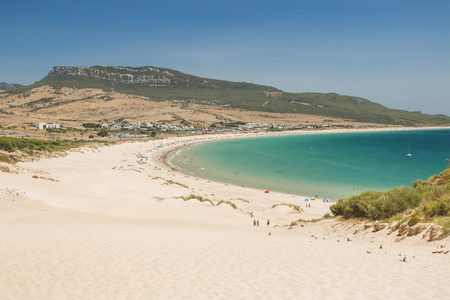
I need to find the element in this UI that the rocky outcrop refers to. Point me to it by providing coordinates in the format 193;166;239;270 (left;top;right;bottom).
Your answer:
372;222;387;232
395;236;406;242
364;222;374;230
387;222;400;235
48;66;171;85
407;223;427;236
397;223;409;236
422;225;444;242
334;219;446;243
105;66;174;76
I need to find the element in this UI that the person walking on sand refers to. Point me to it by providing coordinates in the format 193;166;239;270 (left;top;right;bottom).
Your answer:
253;219;256;226
267;219;270;226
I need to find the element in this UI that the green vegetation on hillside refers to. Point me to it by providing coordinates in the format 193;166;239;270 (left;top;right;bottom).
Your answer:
330;187;422;220
7;65;450;126
330;164;450;226
279;93;449;126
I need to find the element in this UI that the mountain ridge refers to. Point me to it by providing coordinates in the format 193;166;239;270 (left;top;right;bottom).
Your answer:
0;82;24;91
4;65;450;126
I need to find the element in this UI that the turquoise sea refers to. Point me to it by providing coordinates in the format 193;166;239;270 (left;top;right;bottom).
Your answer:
169;129;450;200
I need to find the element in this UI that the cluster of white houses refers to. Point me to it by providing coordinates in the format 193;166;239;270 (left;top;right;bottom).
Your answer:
31;121;331;132
102;121;196;132
33;122;61;130
32;120;387;135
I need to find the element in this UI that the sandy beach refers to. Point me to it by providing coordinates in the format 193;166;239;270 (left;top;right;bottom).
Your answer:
1;130;449;299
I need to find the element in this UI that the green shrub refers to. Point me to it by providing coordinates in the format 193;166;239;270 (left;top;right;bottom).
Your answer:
424;198;450;217
97;128;109;137
412;179;426;188
414;183;432;200
436;217;450;235
0;136;111;155
330;187;421;220
408;212;424;226
379;186;421;215
428;185;446;201
330;190;383;219
0;138;14;152
389;213;405;222
0;153;15;163
331;165;450;221
408;215;421;226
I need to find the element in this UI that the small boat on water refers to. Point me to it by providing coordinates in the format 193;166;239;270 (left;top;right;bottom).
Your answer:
406;141;412;157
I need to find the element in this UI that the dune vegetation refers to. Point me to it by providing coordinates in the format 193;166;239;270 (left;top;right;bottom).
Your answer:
0;136;110;163
330;163;450;232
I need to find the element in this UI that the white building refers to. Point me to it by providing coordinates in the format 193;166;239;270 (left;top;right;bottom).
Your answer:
33;123;61;129
33;123;47;129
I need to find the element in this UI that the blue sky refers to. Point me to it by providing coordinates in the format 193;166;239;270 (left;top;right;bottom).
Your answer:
1;0;449;115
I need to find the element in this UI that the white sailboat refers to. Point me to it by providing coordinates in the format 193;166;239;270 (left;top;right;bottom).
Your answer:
406;141;412;157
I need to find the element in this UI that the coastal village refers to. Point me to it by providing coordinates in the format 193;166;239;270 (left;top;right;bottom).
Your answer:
30;119;389;139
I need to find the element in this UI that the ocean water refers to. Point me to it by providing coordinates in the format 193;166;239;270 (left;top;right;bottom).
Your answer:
169;129;450;200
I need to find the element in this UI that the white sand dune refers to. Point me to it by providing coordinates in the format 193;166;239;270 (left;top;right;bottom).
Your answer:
1;133;449;299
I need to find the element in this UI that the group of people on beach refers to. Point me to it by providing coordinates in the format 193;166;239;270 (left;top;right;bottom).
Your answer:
253;219;270;226
251;212;270;227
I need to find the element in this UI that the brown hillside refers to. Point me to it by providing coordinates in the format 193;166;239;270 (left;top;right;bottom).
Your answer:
0;86;373;132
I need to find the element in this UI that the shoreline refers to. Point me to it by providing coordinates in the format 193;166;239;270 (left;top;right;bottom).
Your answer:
158;126;450;201
1;126;449;299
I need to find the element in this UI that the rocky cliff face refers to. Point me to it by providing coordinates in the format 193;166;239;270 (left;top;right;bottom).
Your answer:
48;66;171;85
